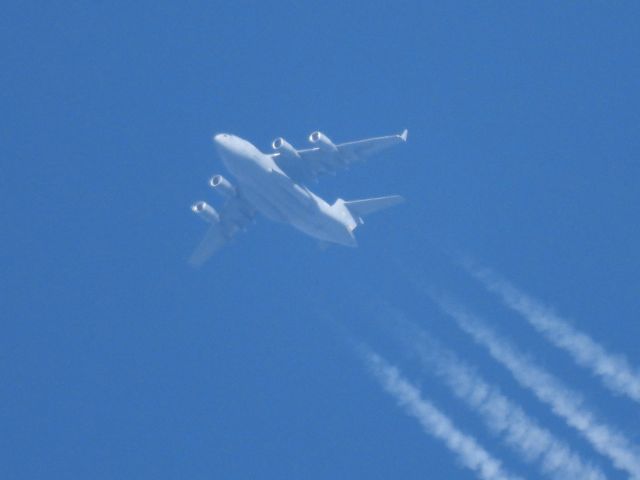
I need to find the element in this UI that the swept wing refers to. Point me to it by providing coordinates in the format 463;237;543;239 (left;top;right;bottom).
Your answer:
272;129;407;183
189;195;254;267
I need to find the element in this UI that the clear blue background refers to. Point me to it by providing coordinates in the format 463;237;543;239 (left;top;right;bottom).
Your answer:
2;2;639;479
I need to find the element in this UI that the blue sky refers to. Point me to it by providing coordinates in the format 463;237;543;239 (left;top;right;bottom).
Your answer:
2;2;639;479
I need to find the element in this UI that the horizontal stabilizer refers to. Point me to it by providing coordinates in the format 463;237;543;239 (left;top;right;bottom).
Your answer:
343;195;404;217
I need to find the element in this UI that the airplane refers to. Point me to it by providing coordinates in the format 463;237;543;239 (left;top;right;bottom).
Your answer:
189;129;408;266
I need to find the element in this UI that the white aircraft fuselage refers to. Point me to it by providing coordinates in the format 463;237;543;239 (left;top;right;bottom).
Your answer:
213;133;358;246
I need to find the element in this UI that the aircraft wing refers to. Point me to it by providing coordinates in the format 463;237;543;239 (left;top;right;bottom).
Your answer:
272;129;407;183
188;196;254;267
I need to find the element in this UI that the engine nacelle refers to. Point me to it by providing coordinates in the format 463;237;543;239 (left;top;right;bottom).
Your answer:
272;137;300;159
309;131;338;153
209;174;236;198
191;201;220;224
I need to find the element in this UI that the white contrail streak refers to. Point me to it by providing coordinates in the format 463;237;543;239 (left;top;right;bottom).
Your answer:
469;264;640;404
398;326;605;480
364;350;523;480
437;300;640;480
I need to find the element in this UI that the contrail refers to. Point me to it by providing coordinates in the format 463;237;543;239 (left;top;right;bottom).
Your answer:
436;299;640;480
468;264;640;404
394;324;606;480
364;349;523;480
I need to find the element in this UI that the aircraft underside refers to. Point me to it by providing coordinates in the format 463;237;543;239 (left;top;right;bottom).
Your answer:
189;129;407;265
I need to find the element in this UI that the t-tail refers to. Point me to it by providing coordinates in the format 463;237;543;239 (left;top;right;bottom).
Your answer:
333;194;404;233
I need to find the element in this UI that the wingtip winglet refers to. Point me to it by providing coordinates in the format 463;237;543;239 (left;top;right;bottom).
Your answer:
400;129;408;141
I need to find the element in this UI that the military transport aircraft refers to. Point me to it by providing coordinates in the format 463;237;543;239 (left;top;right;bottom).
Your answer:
189;129;408;266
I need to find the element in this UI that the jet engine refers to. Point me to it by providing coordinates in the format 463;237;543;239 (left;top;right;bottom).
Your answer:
272;137;300;159
308;131;338;153
209;174;236;198
191;201;220;224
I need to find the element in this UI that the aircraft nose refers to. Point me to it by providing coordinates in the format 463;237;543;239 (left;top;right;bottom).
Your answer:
213;133;229;145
